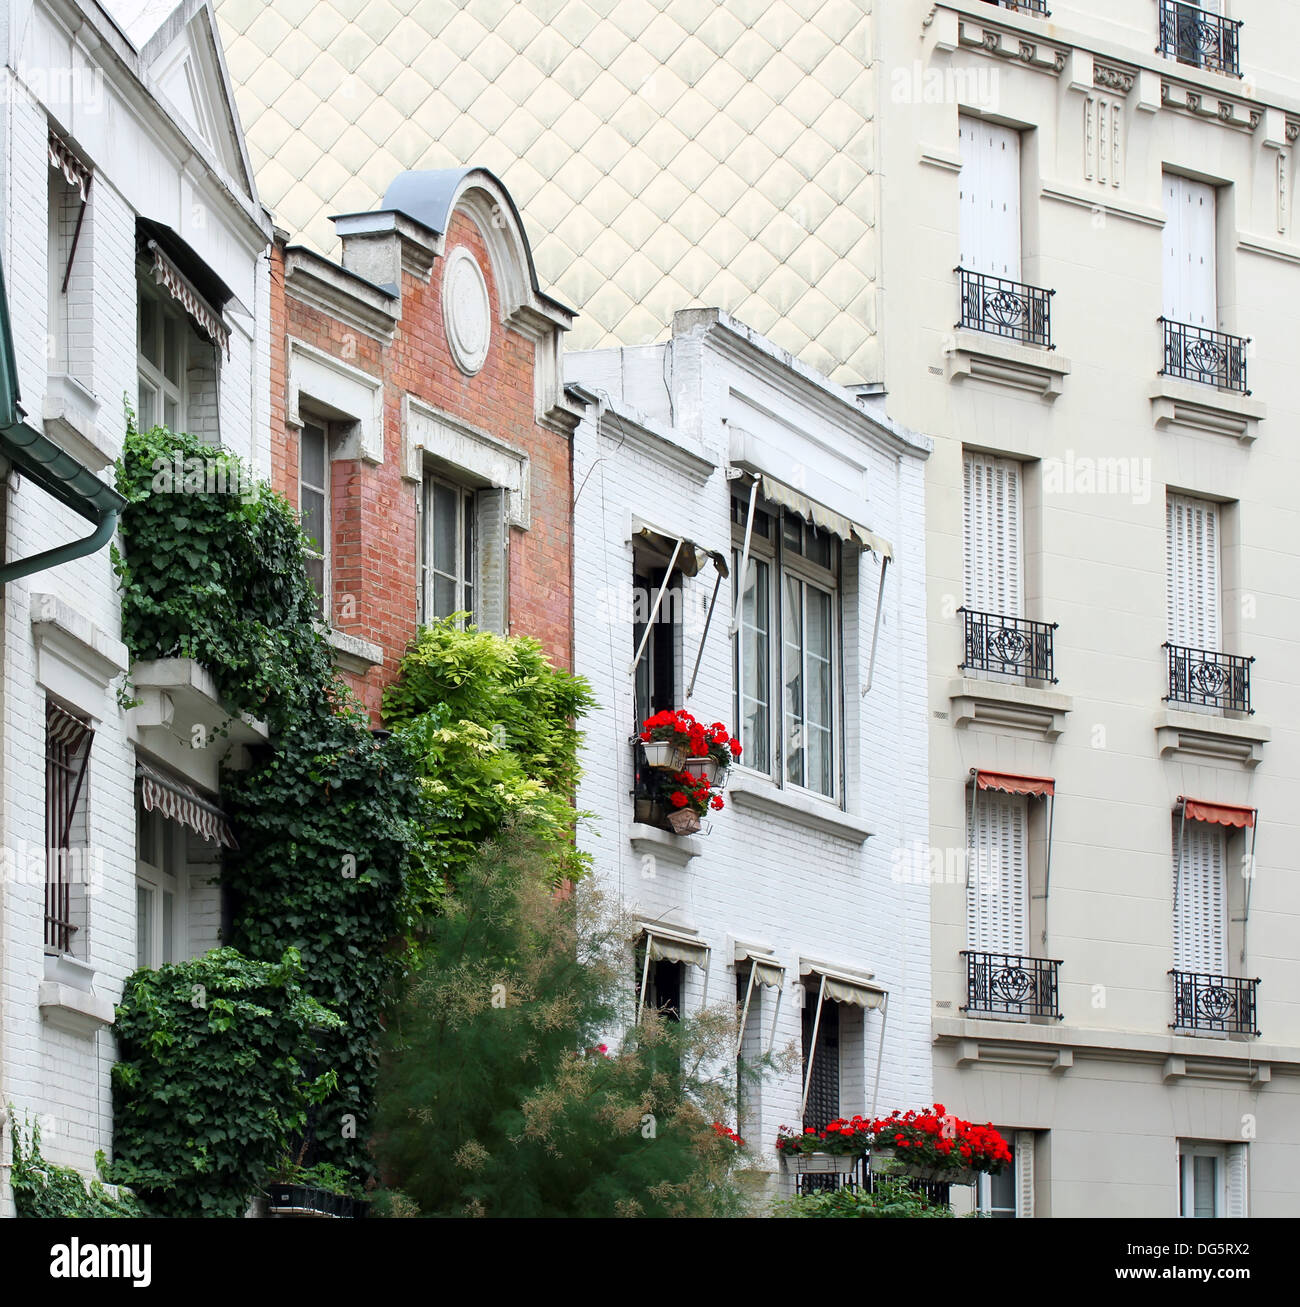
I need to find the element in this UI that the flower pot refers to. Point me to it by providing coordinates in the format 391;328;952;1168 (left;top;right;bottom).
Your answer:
634;797;668;827
683;756;722;786
642;739;688;771
666;807;702;835
785;1152;858;1175
869;1147;973;1186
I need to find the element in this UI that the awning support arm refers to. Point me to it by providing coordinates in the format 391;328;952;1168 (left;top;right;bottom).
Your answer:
767;982;783;1059
868;992;889;1121
736;966;758;1061
627;537;683;676
1242;821;1259;968
1174;802;1187;961
1041;792;1055;950
61;180;91;295
799;974;828;1122
685;566;724;701
861;555;889;697
636;940;652;1026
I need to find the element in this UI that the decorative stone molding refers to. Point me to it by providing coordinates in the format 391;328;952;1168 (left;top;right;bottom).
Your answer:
1094;63;1135;94
442;246;492;377
283;247;396;345
42;374;114;471
286;337;385;464
1155;708;1270;768
945;329;1071;400
1160;81;1256;130
326;628;383;677
948;676;1073;740
957;18;1066;74
629;822;703;863
31;593;128;720
38;980;115;1037
1149;376;1265;443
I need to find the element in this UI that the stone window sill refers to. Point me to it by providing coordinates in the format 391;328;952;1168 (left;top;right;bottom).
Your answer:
726;772;872;843
949;676;1073;741
326;628;383;676
1155;707;1270;768
945;329;1071;400
1150;376;1265;442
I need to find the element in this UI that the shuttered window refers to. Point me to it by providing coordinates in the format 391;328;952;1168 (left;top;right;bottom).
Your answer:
963;451;1022;618
1173;817;1228;975
958;116;1021;279
968;790;1029;955
1179;1141;1245;1218
1166;494;1220;650
975;1129;1035;1217
1162;174;1217;328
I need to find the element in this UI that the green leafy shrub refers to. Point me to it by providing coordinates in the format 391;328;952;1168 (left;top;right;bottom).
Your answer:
384;619;596;898
774;1175;956;1218
9;1114;145;1218
374;821;749;1217
108;948;341;1217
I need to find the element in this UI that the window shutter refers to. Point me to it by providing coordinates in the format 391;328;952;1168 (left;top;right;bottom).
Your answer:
968;790;1029;955
959;117;1020;279
1162;175;1216;326
1166;494;1220;650
1225;1144;1247;1217
475;487;509;636
963;451;1022;617
1015;1131;1036;1218
1174;821;1227;974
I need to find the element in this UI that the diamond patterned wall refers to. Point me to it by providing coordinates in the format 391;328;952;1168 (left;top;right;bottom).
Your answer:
215;0;879;381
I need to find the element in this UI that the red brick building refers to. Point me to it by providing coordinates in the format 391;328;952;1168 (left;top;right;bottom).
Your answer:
268;169;580;718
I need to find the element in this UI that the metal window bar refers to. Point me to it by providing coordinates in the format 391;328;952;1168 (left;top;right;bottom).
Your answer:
1159;318;1250;393
957;267;1055;348
984;0;1050;14
45;701;93;953
1169;970;1260;1036
1158;0;1242;77
1163;643;1253;714
961;951;1064;1019
959;608;1058;684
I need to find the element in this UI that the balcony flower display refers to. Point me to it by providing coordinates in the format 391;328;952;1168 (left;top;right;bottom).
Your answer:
683;719;742;786
639;710;742;778
864;1105;1011;1182
775;1118;872;1175
662;770;723;835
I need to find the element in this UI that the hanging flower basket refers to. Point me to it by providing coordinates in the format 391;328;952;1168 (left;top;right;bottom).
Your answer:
634;797;668;826
682;755;722;786
642;738;689;772
784;1152;858;1175
868;1146;974;1186
666;807;702;835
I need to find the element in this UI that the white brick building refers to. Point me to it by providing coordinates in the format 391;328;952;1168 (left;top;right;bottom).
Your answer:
0;0;271;1213
567;309;931;1199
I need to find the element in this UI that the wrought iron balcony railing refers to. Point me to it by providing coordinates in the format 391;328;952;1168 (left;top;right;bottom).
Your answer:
1159;318;1250;394
1170;970;1260;1036
1158;0;1242;78
960;608;1058;684
962;951;1063;1019
958;268;1054;348
1164;643;1253;714
983;0;1050;14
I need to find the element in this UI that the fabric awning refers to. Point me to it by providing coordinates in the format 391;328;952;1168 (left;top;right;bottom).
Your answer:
47;701;92;753
48;129;92;202
137;760;238;849
734;945;785;990
632;525;729;578
147;241;230;357
974;769;1055;798
640;923;710;970
800;960;886;1009
736;470;893;560
1180;797;1256;829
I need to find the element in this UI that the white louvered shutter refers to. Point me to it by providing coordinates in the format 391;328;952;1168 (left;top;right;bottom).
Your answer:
1173;820;1227;974
1225;1144;1248;1217
959;116;1021;279
1166;494;1220;650
1162;175;1217;327
968;791;1029;955
474;487;509;636
963;452;1022;618
1015;1131;1036;1218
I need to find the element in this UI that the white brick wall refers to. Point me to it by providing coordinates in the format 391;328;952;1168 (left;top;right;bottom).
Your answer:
569;313;932;1197
0;1;270;1214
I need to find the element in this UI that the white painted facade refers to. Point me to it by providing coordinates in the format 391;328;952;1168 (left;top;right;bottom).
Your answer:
567;309;931;1199
0;0;270;1213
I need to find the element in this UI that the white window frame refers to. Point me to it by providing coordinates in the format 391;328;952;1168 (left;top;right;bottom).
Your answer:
1172;815;1229;977
419;470;478;627
732;496;842;801
1166;492;1221;652
958;115;1022;281
135;796;184;971
1179;1142;1227;1218
298;418;333;622
137;273;197;433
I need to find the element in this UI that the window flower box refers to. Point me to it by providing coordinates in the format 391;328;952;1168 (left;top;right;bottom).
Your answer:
868;1146;973;1187
642;738;689;772
666;807;702;835
783;1152;858;1176
683;755;723;786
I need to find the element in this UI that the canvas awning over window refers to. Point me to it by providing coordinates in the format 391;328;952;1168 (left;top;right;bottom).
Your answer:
632;525;728;579
639;923;710;969
48;129;92;202
733;469;893;560
735;944;785;990
799;960;886;1009
137;760;238;849
1179;797;1256;828
973;770;1056;798
147;241;230;356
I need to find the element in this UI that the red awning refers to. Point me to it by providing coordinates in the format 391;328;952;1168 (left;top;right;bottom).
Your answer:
1179;797;1256;829
973;769;1055;798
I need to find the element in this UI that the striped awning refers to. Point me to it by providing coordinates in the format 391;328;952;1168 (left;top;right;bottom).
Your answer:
48;130;92;202
148;241;230;357
1179;797;1256;829
973;769;1055;798
799;960;886;1009
639;923;710;970
734;945;785;990
46;700;92;753
136;760;237;849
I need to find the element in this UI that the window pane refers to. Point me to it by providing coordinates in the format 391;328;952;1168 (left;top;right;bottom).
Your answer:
433;482;458;574
987;1157;1016;1217
163;396;179;432
806;586;833;795
162;890;175;965
301;488;325;554
1194;1155;1217;1218
434;574;457;619
136;885;151;970
808;529;832;569
305;555;325;606
301;424;326;489
138;380;158;431
783;573;804;788
163;316;182;386
739;557;770;773
463;494;476;620
783;514;802;553
139;293;158;364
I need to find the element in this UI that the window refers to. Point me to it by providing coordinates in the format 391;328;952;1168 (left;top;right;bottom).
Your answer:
136;794;181;970
47;131;92;384
1162;175;1217;331
419;472;477;626
299;421;330;619
963;451;1022;620
801;996;840;1130
45;700;93;955
958;116;1021;281
975;1130;1036;1217
1179;1142;1247;1217
633;563;677;724
968;790;1030;957
1160;2;1241;78
137;281;190;433
732;495;840;798
1173;816;1228;976
1166;493;1220;653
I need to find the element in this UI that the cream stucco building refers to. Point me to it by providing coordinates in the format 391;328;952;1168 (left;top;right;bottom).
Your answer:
218;0;1300;1217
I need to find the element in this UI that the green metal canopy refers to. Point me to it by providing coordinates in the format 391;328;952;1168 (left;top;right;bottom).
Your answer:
0;252;125;582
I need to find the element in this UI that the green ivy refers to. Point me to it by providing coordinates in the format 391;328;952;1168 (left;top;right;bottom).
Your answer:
9;1114;146;1218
